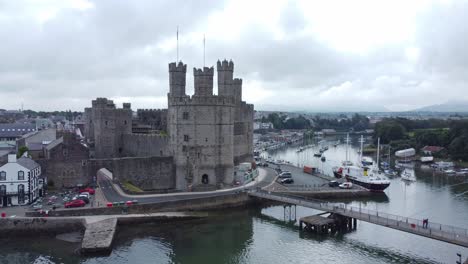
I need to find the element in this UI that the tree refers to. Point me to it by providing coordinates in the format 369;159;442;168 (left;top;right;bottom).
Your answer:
17;146;29;158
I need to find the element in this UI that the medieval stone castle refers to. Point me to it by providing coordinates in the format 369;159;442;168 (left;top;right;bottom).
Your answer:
83;60;254;191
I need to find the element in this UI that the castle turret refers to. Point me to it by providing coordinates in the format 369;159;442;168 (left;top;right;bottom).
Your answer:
217;60;234;96
232;78;242;102
169;61;187;97
193;67;214;96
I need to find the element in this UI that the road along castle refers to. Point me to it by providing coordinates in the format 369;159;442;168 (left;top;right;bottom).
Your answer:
83;60;254;191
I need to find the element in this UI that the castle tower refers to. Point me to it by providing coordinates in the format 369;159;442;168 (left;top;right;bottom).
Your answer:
169;61;187;97
217;60;234;96
232;78;242;102
193;67;214;96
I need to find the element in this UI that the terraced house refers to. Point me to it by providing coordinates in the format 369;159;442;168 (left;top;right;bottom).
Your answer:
0;154;44;207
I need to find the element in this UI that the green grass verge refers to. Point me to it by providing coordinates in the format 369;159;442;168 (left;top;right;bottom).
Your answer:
122;181;143;193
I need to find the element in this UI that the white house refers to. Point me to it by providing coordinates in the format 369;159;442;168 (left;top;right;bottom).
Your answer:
0;154;43;207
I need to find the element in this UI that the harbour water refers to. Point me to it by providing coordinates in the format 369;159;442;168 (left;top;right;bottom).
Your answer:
1;137;467;263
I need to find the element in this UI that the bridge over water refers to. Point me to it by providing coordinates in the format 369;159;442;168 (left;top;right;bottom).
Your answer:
249;190;468;248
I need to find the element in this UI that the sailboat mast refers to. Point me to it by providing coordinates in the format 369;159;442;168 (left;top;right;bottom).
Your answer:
345;133;349;162
360;135;364;163
376;137;380;169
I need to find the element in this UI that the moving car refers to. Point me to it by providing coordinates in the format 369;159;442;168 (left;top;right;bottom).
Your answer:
280;178;294;184
64;199;86;208
278;171;292;178
339;182;353;189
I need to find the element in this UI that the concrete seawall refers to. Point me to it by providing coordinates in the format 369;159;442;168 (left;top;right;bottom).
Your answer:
0;217;85;236
26;192;251;217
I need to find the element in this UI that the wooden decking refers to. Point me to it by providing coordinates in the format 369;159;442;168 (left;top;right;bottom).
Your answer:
249;190;468;248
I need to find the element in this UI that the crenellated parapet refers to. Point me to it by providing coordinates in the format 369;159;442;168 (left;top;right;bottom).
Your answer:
168;94;236;106
217;59;234;97
169;61;187;97
92;97;115;108
194;67;214;96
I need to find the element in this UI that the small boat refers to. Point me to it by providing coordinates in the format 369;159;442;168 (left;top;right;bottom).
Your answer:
384;169;398;178
420;156;434;163
401;170;415;181
314;152;322;157
342;160;353;166
342;165;391;191
321;156;326;162
443;169;456;175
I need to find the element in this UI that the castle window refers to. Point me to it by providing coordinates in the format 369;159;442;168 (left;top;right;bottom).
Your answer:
105;121;108;126
184;135;189;142
183;112;189;120
124;120;127;125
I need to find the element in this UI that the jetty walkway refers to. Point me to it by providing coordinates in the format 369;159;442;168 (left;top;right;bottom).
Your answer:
249;190;468;248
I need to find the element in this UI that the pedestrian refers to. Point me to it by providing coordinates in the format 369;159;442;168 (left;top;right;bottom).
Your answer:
426;218;429;228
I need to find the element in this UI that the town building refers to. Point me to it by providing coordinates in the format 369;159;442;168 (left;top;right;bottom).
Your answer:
421;146;445;155
0;123;36;142
0;154;43;206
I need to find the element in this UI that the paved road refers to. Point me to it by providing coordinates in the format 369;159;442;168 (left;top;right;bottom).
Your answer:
98;168;277;203
268;163;330;186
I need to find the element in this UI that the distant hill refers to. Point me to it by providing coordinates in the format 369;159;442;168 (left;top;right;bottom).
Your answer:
411;101;468;112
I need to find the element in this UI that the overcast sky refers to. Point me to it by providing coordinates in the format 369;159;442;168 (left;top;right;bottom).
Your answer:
1;0;468;112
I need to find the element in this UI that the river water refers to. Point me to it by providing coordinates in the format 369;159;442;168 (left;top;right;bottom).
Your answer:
1;136;467;264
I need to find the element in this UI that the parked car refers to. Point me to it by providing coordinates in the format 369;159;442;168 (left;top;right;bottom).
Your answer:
79;188;95;195
79;192;90;198
328;181;340;187
278;172;292;178
64;199;86;208
339;182;353;189
280;178;294;184
76;195;90;204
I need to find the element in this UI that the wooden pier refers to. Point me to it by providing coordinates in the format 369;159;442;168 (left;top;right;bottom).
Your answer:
299;213;357;234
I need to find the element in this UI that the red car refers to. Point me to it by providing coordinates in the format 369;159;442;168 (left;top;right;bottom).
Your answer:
65;199;86;208
79;187;95;195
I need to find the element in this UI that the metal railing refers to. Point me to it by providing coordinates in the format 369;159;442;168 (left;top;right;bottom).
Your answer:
249;190;468;246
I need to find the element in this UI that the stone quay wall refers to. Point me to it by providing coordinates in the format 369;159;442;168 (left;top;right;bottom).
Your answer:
26;192;251;217
0;217;85;236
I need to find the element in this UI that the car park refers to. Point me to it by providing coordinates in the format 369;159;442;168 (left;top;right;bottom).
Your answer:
64;199;86;208
280;178;294;184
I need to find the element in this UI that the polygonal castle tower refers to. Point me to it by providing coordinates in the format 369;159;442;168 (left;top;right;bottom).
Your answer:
167;60;254;190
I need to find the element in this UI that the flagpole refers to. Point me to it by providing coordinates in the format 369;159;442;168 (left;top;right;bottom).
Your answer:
176;26;179;63
203;34;205;67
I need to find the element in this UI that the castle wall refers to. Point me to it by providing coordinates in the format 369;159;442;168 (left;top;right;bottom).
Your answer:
86;156;175;191
89;98;132;158
234;102;254;164
168;96;235;190
136;109;168;131
121;133;169;157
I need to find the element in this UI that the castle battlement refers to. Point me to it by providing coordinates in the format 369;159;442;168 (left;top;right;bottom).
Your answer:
193;67;214;76
169;61;187;72
232;78;242;86
169;94;236;106
137;109;167;113
92;97;115;108
217;59;234;71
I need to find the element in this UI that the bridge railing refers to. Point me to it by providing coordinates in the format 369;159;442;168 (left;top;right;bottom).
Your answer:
249;190;468;241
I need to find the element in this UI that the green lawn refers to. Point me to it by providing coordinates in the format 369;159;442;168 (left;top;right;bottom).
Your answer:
122;181;143;193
